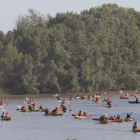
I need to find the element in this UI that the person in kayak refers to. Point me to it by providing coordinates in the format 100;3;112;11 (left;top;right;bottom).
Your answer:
133;121;138;130
116;115;121;120
126;113;132;118
28;105;32;111
1;112;5;118
39;105;43;110
136;98;139;103
83;110;87;117
5;112;9;118
81;95;84;99
63;105;67;112
107;101;112;106
21;105;26;111
96;98;99;101
45;108;51;115
88;95;91;98
32;102;36;107
112;116;116;120
78;110;83;116
52;107;58;114
99;114;106;121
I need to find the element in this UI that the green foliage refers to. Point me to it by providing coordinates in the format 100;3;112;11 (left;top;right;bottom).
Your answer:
1;4;140;94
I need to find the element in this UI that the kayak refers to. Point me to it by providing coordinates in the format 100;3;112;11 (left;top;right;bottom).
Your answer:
118;91;123;93
21;109;28;112
1;116;13;120
100;120;109;124
124;118;132;121
75;116;88;119
32;106;37;108
128;101;140;103
102;92;106;94
107;105;113;108
93;95;101;98
44;113;63;116
93;116;113;121
95;100;100;103
111;119;123;122
135;95;139;98
57;98;62;100
69;98;74;100
132;129;140;132
87;98;92;100
120;97;129;99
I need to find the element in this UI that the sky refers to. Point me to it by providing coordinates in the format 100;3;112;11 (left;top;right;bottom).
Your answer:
1;0;140;34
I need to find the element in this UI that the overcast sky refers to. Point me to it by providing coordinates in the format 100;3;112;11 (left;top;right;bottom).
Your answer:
1;0;140;34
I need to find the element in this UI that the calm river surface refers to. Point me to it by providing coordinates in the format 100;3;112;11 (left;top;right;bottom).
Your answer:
0;91;140;140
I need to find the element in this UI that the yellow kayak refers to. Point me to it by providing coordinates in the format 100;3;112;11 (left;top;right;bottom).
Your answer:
118;92;123;93
95;101;100;103
125;118;132;121
32;106;37;108
1;116;13;120
100;120;109;124
87;98;92;100
45;113;63;116
107;105;113;108
75;116;88;119
111;119;123;122
21;110;28;112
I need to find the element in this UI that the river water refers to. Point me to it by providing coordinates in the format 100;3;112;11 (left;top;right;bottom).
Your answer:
0;91;140;140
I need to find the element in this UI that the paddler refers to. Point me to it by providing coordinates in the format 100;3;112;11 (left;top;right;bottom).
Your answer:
1;112;5;118
112;116;116;120
52;107;58;114
45;108;50;115
116;115;121;120
81;95;84;99
133;121;138;130
63;105;67;112
5;112;9;118
96;98;99;101
136;98;138;103
21;105;26;111
99;114;106;121
39;105;43;110
126;113;131;118
83;110;87;117
78;110;83;116
28;105;32;111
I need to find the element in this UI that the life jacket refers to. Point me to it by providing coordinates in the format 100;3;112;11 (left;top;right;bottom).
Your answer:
78;113;83;116
83;112;87;116
6;115;9;118
133;124;138;129
1;115;5;118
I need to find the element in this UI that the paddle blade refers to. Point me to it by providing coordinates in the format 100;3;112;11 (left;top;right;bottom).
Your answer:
88;115;92;117
109;95;111;98
102;105;104;106
56;106;59;107
26;98;29;100
68;105;71;106
72;114;75;116
5;98;8;100
69;109;72;111
23;101;26;104
2;109;5;112
115;105;118;106
16;109;19;110
18;106;21;108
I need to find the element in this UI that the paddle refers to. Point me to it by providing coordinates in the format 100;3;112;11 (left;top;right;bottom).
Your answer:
26;98;29;100
68;105;71;106
2;109;5;112
69;109;72;111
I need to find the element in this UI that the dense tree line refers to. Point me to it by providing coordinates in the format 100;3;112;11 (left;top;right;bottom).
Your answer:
0;3;140;94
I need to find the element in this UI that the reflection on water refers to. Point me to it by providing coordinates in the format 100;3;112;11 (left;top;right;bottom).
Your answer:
0;91;140;140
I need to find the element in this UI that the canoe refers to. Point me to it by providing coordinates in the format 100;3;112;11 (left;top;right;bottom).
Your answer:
100;120;109;124
95;101;100;103
107;105;113;108
87;98;92;100
124;118;132;121
75;116;88;119
29;109;46;112
1;116;13;120
120;97;129;99
32;106;37;108
111;119;123;122
45;113;63;116
21;110;28;112
128;101;140;104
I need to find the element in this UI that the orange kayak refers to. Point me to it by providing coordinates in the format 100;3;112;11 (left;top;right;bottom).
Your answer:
111;119;123;122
